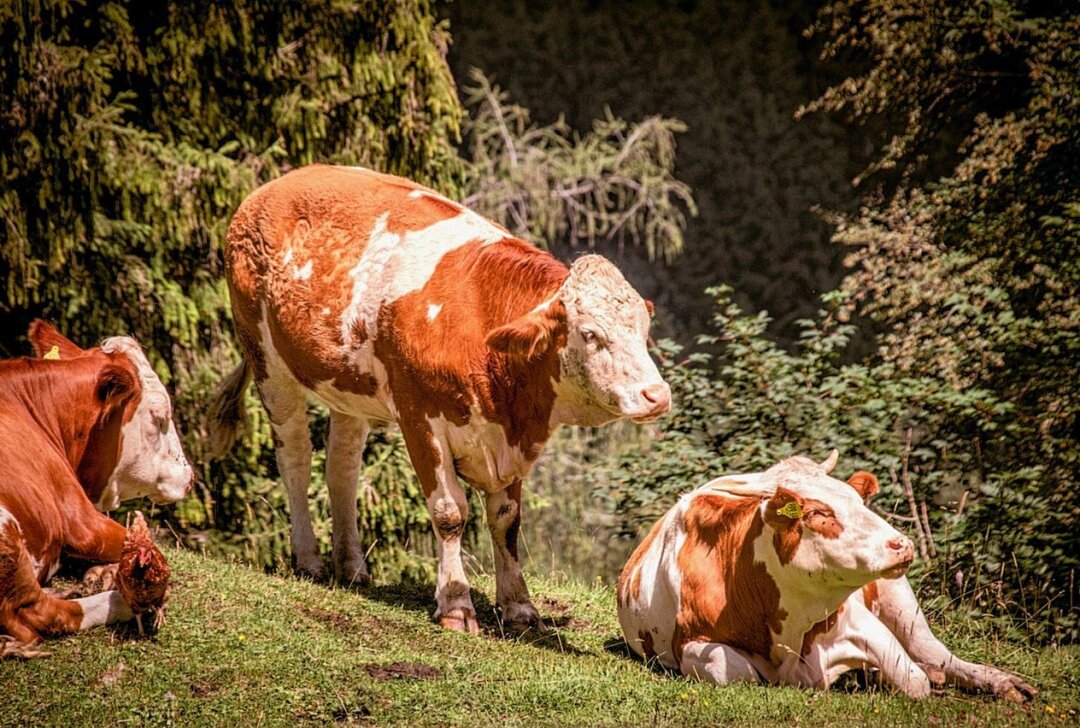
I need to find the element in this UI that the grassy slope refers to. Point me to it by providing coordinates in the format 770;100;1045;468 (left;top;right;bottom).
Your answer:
1;549;1077;727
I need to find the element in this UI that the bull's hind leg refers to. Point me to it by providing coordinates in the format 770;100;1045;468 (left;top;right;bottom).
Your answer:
869;577;1037;701
400;425;478;634
484;481;542;630
326;411;371;587
258;377;324;581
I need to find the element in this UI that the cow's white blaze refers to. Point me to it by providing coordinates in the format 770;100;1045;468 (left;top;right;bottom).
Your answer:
551;255;670;426
98;337;192;510
427;303;443;321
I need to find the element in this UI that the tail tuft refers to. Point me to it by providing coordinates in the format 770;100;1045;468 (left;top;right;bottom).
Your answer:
206;359;253;458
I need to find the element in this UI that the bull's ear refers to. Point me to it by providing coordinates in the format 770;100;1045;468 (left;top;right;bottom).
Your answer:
28;320;85;359
645;299;655;318
847;471;880;502
96;361;141;411
486;301;566;362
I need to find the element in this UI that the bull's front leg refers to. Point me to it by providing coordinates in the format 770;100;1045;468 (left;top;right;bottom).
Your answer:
401;423;479;635
484;481;543;630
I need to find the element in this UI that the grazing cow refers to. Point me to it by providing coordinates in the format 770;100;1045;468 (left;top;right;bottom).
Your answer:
209;164;670;633
617;452;1036;701
0;322;193;655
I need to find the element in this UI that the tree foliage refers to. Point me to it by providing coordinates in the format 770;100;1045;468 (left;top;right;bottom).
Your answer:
461;70;695;263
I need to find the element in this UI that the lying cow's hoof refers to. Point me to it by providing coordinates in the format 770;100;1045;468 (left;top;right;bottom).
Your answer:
82;563;119;592
916;662;947;687
498;601;546;633
437;608;480;635
993;675;1038;703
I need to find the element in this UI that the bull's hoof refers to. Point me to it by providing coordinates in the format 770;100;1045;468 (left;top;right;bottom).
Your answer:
292;561;329;584
498;601;546;633
334;560;371;589
437;609;480;635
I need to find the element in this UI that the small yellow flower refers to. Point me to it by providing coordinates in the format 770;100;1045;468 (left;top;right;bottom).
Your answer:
1045;706;1055;714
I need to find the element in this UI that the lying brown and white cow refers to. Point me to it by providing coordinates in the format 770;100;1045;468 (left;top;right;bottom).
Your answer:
0;322;192;655
617;452;1036;700
209;164;670;633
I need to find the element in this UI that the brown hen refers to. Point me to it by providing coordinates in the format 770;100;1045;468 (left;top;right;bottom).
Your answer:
116;511;171;636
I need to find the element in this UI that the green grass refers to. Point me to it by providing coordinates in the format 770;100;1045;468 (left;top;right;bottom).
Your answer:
1;549;1077;727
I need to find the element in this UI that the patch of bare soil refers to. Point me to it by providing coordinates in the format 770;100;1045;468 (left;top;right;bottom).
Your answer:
362;661;442;681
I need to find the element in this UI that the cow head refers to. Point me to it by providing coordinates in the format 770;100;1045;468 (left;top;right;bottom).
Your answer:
761;452;914;588
28;321;194;510
486;255;671;426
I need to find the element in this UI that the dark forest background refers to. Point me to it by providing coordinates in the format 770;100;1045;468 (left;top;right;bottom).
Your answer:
1;0;1076;643
446;0;868;343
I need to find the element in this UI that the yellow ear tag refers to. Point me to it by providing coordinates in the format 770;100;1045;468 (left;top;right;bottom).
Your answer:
43;345;61;360
776;501;803;519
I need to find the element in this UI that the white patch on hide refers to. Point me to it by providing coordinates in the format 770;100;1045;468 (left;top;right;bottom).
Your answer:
293;260;313;281
340;210;506;349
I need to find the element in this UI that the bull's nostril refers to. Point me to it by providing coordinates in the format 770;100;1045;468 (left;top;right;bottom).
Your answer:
641;383;671;409
886;538;911;552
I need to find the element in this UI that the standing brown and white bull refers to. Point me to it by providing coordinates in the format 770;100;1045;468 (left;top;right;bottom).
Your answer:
617;452;1036;700
209;165;671;633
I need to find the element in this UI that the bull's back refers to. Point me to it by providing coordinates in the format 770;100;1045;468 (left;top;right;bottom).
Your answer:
224;165;495;400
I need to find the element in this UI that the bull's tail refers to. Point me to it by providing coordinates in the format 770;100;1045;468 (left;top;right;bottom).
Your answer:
206;357;253;458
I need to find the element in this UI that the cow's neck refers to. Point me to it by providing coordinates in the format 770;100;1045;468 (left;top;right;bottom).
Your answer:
2;359;126;506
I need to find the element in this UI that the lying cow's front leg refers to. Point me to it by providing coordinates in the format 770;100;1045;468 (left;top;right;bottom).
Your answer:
814;597;932;698
62;491;128;565
402;424;478;634
484;481;542;630
869;577;1037;701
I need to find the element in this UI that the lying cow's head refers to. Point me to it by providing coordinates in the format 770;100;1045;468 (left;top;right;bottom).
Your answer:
29;321;194;510
486;255;671;426
761;451;914;588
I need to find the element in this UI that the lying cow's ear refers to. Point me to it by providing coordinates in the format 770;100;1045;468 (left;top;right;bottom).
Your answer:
846;471;880;502
764;488;805;526
28;320;85;359
645;299;655;318
486;301;566;362
96;361;141;411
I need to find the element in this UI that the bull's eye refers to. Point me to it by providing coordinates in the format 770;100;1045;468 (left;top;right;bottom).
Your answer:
581;329;596;344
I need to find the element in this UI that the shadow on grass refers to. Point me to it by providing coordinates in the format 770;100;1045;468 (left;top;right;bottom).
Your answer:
604;634;683;677
362;580;591;656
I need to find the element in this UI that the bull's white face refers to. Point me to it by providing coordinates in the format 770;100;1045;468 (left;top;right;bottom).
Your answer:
764;455;914;590
98;337;194;510
555;256;671;426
